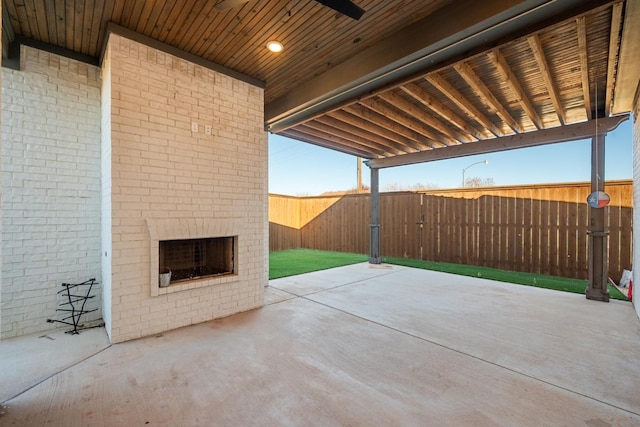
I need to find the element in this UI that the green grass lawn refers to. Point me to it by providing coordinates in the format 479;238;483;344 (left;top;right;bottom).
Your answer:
382;256;629;301
269;248;630;301
269;249;368;279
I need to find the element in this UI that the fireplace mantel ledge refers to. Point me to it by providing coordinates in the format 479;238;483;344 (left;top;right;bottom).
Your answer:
146;217;245;241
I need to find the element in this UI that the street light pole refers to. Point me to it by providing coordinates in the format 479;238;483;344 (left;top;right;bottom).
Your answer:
462;160;488;187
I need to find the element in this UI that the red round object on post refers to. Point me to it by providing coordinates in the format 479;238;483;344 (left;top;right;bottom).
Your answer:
586;191;610;208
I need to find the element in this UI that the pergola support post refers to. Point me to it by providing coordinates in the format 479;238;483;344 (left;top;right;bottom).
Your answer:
586;133;609;302
369;167;381;264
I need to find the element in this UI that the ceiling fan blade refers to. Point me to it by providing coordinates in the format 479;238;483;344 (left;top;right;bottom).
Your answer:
315;0;365;20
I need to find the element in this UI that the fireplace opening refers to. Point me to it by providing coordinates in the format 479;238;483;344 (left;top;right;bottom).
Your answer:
159;236;236;284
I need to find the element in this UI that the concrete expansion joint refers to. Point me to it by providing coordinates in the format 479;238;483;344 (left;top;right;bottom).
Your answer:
267;286;299;300
273;266;405;299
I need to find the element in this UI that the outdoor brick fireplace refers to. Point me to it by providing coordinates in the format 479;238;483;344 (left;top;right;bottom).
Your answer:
101;31;268;343
146;218;245;298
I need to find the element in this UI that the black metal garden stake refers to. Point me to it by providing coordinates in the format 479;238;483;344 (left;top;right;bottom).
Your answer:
47;278;98;334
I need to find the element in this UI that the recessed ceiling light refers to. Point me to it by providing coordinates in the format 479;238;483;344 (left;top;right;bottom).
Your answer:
267;41;283;53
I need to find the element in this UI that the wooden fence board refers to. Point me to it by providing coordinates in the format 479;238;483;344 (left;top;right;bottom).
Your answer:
619;206;633;278
463;194;473;263
432;196;442;262
560;197;569;278
577;202;589;278
567;196;579;278
515;196;524;271
504;195;512;271
269;180;633;280
478;195;490;267
495;196;504;270
609;203;621;279
539;191;550;275
522;197;533;272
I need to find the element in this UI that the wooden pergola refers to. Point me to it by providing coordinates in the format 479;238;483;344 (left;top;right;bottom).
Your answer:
3;0;639;301
264;0;639;303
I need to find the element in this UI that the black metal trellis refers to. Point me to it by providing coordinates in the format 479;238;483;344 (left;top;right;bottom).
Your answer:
46;278;98;335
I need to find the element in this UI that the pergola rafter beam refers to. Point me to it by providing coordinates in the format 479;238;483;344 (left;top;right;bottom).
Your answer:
344;104;437;151
576;16;592;119
266;0;581;130
426;73;503;137
399;82;484;141
282;129;376;158
292;124;388;157
489;48;543;130
366;115;628;169
329;109;429;152
266;0;617;133
453;61;523;133
605;1;623;116
527;34;566;125
377;91;468;144
316;114;415;154
302;120;399;157
360;98;449;147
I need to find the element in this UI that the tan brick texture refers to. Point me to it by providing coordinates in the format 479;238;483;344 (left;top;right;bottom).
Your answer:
103;34;267;343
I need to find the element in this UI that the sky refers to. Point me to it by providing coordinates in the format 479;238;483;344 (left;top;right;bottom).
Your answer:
268;119;633;196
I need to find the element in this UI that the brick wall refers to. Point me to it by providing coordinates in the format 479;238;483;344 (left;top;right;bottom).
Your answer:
633;94;640;315
101;45;114;337
103;34;267;343
1;0;3;339
1;46;102;338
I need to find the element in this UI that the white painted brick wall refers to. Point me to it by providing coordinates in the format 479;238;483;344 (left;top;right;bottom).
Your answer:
101;46;114;341
105;35;267;343
0;1;3;338
1;46;102;338
633;95;640;316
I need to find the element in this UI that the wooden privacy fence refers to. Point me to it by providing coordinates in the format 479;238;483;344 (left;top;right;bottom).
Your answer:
269;180;633;281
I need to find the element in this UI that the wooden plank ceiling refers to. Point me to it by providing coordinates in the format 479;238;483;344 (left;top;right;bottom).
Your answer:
279;1;629;160
1;0;450;105
1;0;633;163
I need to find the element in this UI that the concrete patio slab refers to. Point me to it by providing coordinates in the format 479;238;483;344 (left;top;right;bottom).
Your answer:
303;265;640;415
1;263;639;426
263;286;297;306
0;326;110;403
271;262;396;296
